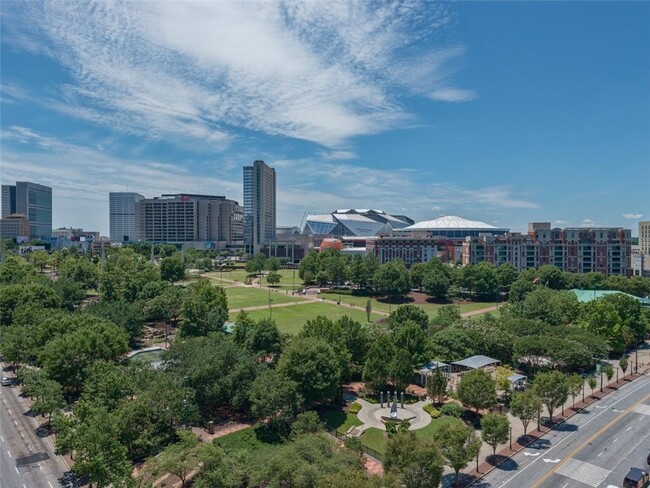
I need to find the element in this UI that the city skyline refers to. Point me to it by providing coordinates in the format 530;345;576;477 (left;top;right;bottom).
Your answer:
1;1;648;235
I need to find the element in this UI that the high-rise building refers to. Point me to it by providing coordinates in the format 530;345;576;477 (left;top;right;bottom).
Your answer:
134;194;243;246
639;221;650;255
109;192;144;242
462;222;631;275
243;160;276;254
1;181;52;239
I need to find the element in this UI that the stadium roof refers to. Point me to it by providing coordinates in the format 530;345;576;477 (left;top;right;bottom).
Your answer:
402;215;507;231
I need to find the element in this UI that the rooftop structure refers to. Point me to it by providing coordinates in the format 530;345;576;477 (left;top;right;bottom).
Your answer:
571;289;650;306
304;209;413;237
451;355;501;371
399;215;509;238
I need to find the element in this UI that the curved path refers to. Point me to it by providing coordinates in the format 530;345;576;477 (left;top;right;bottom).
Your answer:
355;397;431;431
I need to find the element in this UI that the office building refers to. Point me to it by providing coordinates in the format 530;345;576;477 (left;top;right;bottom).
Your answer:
0;214;30;241
462;222;631;275
304;209;413;237
243;160;276;253
135;194;243;247
109;192;144;242
1;181;52;239
640;221;650;255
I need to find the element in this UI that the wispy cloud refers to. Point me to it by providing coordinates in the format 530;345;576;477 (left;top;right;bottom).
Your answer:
622;213;643;219
429;87;477;102
554;219;568;225
5;1;473;148
581;219;597;227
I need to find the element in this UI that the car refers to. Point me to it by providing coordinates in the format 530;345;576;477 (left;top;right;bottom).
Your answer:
1;377;13;386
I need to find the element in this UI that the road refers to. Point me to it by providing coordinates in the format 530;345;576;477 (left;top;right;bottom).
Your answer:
0;368;74;488
475;373;650;488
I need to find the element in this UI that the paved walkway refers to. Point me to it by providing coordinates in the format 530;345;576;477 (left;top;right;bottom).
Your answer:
355;397;431;431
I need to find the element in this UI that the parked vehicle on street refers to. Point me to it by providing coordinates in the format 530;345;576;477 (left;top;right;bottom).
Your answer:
624;467;650;488
1;377;13;386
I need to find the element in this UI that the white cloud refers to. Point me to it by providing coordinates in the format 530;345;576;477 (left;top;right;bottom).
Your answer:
581;219;597;227
7;1;473;148
429;87;477;102
622;213;643;219
554;219;568;225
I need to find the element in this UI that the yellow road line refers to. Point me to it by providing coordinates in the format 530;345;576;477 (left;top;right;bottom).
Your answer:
531;392;650;487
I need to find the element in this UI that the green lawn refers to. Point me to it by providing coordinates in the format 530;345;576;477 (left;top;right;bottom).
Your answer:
320;293;496;318
225;286;306;311
213;426;279;469
360;415;463;458
244;301;384;334
321;411;362;434
205;268;305;290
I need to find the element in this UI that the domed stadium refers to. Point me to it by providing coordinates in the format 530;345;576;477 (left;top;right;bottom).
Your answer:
397;215;509;239
304;209;413;237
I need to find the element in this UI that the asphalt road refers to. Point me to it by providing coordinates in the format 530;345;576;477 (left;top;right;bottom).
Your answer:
475;373;650;488
0;370;74;488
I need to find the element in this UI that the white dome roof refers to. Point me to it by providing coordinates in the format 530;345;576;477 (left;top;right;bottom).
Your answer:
404;215;499;231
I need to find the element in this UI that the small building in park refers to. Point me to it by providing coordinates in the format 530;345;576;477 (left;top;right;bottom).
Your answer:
415;360;451;386
451;355;501;374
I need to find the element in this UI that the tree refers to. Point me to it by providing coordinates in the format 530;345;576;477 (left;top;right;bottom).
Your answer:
481;413;510;455
588;376;598;394
394;321;429;367
457;368;497;413
423;267;450;300
278;337;340;407
31;378;65;422
385;431;444;488
620;355;629;375
362;334;395;392
434;305;461;327
264;256;281;272
245;318;282;358
472;262;499;300
508;279;536;303
567;374;583;408
249;369;300;423
429;327;476;362
432;422;481;488
510;390;542;435
388;304;429;331
290;411;323;437
537;265;566;290
604;364;615;384
266;272;281;286
60;257;99;290
532;370;569;422
179;279;228;337
496;264;518;292
365;299;372;322
409;262;428;291
426;368;448;405
495;365;514;402
160;256;185;284
53;277;86;311
300;316;351;379
84;299;146;345
338;316;369;375
390;348;415;391
373;259;412;301
148;429;202;488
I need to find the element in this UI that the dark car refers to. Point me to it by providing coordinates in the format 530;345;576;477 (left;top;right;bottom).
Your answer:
624;467;650;488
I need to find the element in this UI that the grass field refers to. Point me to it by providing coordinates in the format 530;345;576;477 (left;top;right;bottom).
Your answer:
360;415;463;458
321;411;363;434
319;293;496;318
244;301;384;334
225;286;306;311
213;426;279;470
205;268;304;290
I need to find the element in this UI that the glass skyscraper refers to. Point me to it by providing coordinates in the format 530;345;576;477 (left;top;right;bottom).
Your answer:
2;181;52;240
109;192;144;242
243;160;276;254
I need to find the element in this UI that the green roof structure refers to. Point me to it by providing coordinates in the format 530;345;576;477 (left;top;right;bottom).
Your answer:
571;289;650;306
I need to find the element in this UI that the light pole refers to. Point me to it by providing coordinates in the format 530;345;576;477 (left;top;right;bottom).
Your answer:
269;287;273;318
292;266;296;295
635;339;639;375
509;426;513;450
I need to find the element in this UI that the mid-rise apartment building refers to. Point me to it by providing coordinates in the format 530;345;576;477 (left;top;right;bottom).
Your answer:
0;214;30;240
134;194;243;247
639;221;650;255
2;181;52;239
462;222;631;275
109;192;144;242
243;160;276;254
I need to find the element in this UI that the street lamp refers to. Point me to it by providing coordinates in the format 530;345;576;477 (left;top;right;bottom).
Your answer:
635;339;639;375
269;287;273;318
292;266;296;295
509;426;513;450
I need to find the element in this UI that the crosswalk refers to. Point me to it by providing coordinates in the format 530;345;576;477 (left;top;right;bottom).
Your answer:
632;404;650;416
555;458;612;487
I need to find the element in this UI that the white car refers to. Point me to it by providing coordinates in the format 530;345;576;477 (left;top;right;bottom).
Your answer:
1;377;13;386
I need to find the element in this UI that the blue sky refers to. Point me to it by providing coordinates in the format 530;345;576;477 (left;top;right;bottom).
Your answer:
1;1;648;235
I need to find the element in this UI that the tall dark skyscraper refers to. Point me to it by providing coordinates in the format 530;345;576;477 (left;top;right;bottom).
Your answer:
1;181;52;239
243;160;276;254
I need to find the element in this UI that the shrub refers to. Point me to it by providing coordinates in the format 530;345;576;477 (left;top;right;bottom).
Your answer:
440;402;464;418
348;402;362;414
423;404;441;419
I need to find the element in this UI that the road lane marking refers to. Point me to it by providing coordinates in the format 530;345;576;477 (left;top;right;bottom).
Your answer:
8;450;11;457
0;435;4;441
7;408;11;414
597;452;603;457
562;484;568;488
40;465;43;471
494;378;650;487
543;458;560;463
20;432;24;438
15;467;19;473
626;426;632;431
523;452;540;457
48;482;53;488
531;390;650;488
633;404;650;416
612;438;619;443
